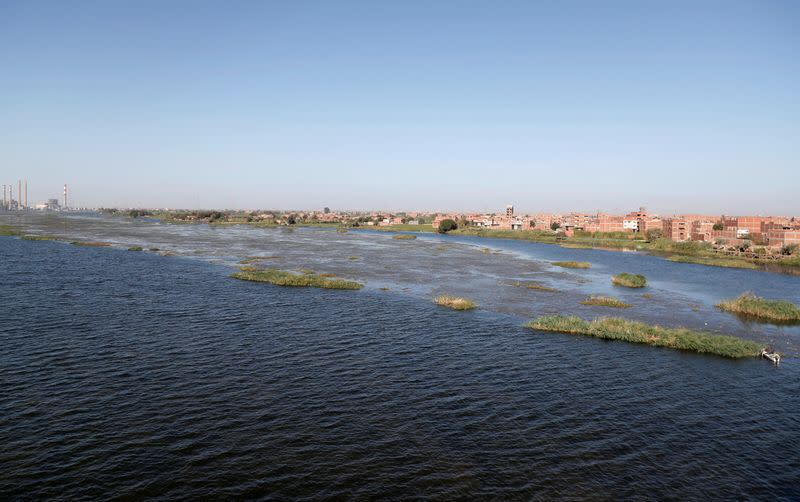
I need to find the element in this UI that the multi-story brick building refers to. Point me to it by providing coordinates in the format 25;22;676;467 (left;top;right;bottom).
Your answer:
663;218;690;241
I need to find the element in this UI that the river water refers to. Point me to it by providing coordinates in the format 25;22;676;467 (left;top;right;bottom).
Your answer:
1;213;799;499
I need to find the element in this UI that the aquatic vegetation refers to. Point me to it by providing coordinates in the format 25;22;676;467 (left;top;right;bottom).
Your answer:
392;234;417;240
552;261;591;269
433;295;477;311
642;293;654;299
336;227;348;233
525;315;761;358
348;256;359;260
231;267;363;290
667;255;760;270
0;225;20;236
149;248;160;252
509;281;556;292
70;241;112;247
526;283;556;292
239;255;280;264
717;293;800;323
128;246;143;251
580;296;631;308
612;273;647;288
21;235;58;241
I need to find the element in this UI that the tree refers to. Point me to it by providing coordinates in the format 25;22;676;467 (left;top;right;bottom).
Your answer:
529;220;536;228
324;207;330;214
712;223;724;231
646;228;663;241
438;219;458;233
287;215;297;225
550;222;561;231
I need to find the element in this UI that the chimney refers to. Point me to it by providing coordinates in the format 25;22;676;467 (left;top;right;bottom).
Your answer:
64;184;68;209
24;180;28;209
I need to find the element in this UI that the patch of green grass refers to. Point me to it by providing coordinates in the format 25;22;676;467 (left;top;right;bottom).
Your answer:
433;295;477;311
580;296;632;308
612;273;647;288
717;292;800;323
552;261;591;269
231;267;363;290
128;246;143;251
71;241;112;247
392;234;417;240
667;255;760;270
21;234;58;241
525;315;761;358
0;225;21;236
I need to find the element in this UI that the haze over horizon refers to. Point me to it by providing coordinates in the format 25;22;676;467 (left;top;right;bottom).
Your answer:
1;1;798;214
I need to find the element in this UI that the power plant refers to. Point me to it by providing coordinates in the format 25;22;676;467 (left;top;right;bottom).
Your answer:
0;180;70;212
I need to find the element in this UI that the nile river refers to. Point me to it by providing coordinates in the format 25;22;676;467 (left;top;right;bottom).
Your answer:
1;212;799;499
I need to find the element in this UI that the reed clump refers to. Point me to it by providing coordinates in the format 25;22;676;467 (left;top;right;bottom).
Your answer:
433;295;477;311
21;235;58;241
580;296;631;308
231;267;363;290
392;234;417;240
128;246;143;251
552;261;591;269
717;293;800;322
612;273;647;288
71;241;111;247
0;225;20;236
525;315;761;358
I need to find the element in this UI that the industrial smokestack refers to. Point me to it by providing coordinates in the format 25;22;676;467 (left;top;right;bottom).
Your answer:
24;180;28;209
64;184;68;209
18;180;21;210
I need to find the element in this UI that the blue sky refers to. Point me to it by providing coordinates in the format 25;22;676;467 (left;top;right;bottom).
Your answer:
1;1;798;214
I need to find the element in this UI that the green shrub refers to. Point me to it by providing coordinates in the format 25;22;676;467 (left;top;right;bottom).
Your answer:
438;219;458;233
612;273;647;288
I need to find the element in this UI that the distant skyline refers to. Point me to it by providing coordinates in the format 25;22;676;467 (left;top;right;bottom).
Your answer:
1;1;798;213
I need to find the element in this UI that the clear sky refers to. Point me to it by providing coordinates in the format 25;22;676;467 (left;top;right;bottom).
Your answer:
1;1;798;214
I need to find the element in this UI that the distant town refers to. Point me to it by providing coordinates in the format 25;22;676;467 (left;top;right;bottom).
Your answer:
2;179;798;250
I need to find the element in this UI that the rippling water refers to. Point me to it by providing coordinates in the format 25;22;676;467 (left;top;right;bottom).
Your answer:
2;218;800;499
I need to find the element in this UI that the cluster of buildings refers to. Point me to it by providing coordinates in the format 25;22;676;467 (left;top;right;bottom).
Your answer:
429;206;800;249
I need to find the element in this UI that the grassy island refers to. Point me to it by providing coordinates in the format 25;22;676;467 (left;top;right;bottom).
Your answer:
231;267;363;290
71;241;112;247
21;234;58;241
392;234;417;240
433;295;477;310
667;255;760;270
525;315;761;358
612;273;647;288
717;293;800;323
552;261;591;269
580;296;631;308
0;225;20;236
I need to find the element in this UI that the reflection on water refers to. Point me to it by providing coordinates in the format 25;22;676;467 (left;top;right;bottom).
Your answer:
3;211;800;354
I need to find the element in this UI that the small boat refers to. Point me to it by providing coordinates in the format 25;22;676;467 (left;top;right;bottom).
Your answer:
761;349;780;365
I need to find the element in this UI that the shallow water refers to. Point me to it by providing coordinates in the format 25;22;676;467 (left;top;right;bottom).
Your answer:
1;234;799;499
4;212;800;354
